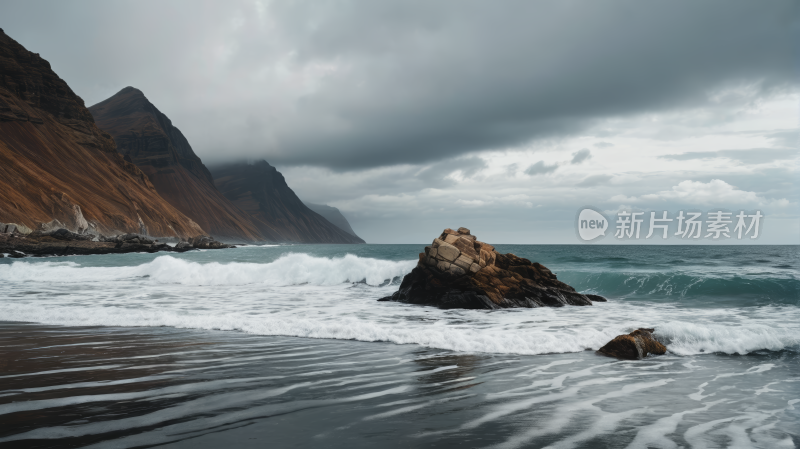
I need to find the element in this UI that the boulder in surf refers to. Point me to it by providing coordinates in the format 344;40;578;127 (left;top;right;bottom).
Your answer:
597;328;666;360
379;227;606;309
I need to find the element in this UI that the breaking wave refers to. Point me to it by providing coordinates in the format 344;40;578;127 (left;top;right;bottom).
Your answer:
1;250;798;356
0;254;416;287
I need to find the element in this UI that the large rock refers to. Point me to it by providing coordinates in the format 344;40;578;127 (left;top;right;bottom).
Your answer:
597;328;666;360
379;227;604;309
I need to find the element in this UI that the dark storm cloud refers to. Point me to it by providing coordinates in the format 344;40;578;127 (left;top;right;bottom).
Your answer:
0;0;797;170
660;148;798;163
257;0;798;169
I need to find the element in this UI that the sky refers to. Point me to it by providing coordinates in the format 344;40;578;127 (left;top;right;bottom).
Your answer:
1;0;798;244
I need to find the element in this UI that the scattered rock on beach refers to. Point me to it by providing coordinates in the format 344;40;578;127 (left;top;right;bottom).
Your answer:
188;235;236;249
379;227;606;309
0;223;32;235
174;241;193;251
597;328;666;360
43;228;94;241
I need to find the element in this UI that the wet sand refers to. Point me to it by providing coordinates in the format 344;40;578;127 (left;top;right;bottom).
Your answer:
1;322;797;448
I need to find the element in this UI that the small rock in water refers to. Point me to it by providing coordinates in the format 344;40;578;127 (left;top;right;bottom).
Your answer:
174;241;193;251
188;235;235;249
597;328;666;360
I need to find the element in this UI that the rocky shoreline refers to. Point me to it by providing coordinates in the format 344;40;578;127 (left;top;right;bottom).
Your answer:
380;227;606;309
0;228;234;258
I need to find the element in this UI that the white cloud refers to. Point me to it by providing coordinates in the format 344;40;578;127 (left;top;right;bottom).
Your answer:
456;199;486;207
612;179;789;206
608;195;638;203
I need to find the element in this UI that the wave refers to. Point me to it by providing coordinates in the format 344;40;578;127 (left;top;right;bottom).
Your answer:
0;254;416;287
1;302;797;357
656;320;800;356
561;271;800;306
1;251;798;357
0;303;612;355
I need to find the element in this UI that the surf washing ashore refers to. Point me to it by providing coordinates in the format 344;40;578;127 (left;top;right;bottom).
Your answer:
1;244;798;448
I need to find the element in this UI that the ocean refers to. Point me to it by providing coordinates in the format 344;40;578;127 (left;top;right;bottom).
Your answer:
0;244;798;448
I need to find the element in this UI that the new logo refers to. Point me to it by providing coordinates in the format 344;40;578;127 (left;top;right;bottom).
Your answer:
577;208;608;241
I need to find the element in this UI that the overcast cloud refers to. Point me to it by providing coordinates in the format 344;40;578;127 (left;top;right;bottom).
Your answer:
1;1;797;243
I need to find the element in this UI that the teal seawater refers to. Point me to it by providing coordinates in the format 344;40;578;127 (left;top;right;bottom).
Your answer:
0;244;798;448
4;244;798;306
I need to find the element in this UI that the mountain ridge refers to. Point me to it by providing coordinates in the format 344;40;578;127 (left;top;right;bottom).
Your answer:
0;29;205;238
303;202;362;240
89;87;265;242
210;161;366;244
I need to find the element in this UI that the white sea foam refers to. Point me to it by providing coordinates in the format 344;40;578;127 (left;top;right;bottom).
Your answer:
1;252;798;356
0;254;415;286
658;321;800;356
1;299;797;357
0;302;619;355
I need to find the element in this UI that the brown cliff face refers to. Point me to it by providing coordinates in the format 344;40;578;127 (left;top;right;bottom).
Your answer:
89;87;264;242
210;161;366;244
0;29;204;238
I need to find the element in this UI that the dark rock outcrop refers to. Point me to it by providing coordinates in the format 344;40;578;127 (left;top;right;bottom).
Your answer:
210;161;366;244
0;30;205;238
597;328;667;360
39;228;94;241
380;227;604;309
187;235;235;249
89;87;265;242
0;229;203;257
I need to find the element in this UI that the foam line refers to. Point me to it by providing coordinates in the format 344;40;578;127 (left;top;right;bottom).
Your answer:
0;254;416;286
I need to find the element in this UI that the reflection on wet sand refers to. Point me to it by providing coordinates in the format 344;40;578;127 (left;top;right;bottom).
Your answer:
1;322;797;449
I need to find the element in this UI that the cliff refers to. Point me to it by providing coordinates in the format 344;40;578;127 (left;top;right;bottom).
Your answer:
89;87;264;242
303;203;362;240
210;161;366;244
0;29;204;238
